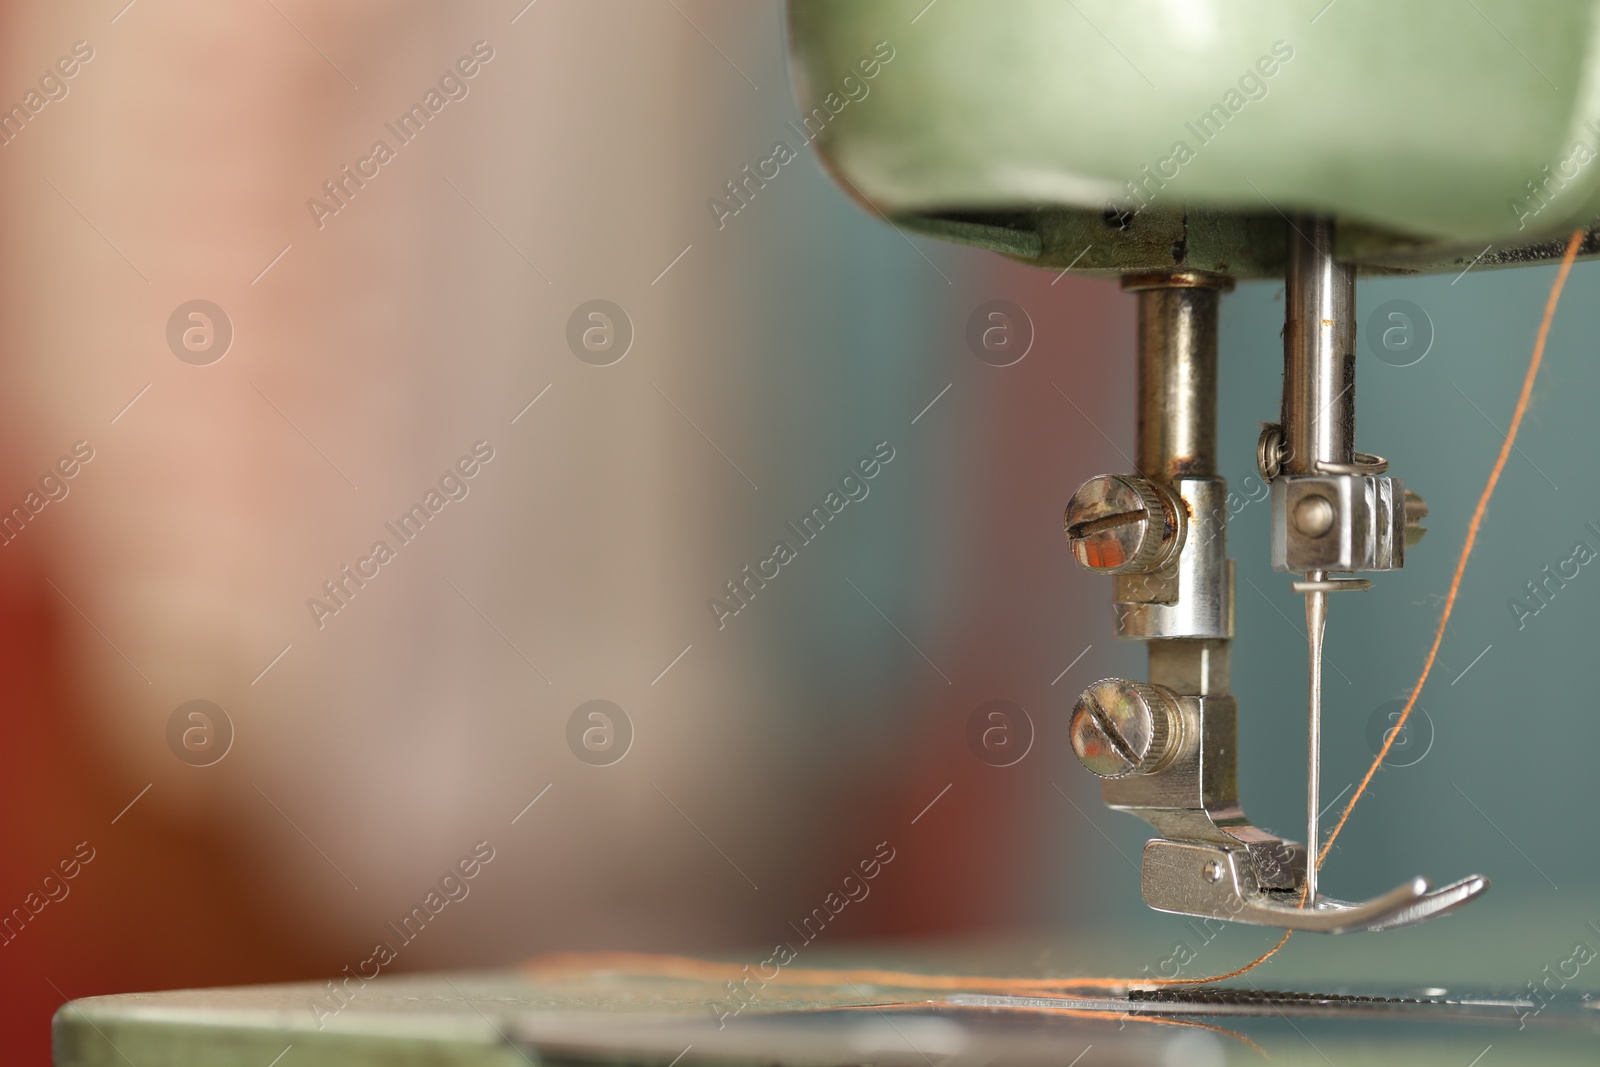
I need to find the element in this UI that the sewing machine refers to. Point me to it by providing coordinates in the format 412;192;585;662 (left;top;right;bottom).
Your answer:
790;0;1600;934
51;2;1600;1063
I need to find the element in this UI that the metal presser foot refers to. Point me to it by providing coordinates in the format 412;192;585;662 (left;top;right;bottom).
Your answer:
1063;220;1488;933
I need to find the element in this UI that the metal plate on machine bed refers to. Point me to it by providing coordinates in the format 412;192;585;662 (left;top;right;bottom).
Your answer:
54;965;1600;1066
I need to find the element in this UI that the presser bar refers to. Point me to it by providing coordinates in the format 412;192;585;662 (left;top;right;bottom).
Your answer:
1063;218;1486;932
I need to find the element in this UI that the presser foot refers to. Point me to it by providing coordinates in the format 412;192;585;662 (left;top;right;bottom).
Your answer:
1140;838;1490;934
1077;687;1491;934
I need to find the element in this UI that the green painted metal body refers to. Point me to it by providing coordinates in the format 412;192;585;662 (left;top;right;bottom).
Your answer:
786;0;1600;274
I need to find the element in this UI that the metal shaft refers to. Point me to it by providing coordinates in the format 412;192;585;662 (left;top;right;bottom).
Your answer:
1124;272;1231;694
1281;217;1356;474
1281;217;1354;906
1131;276;1222;480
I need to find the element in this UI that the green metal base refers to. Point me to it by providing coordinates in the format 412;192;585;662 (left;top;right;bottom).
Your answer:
54;968;1600;1066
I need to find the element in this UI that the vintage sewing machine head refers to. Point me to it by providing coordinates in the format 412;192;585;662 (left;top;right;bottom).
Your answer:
787;0;1600;933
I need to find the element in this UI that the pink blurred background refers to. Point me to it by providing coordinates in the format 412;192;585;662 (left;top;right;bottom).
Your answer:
0;2;1124;1060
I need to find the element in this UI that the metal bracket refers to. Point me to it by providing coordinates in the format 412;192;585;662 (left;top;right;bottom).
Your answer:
1270;473;1406;573
1142;839;1489;933
1092;692;1490;933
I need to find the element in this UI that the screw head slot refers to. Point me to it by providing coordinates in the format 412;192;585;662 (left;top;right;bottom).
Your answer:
1064;475;1183;574
1070;678;1184;779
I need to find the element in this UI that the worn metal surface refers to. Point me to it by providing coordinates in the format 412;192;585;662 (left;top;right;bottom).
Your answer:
895;207;1600;278
53;967;1600;1066
1271;474;1407;574
1062;474;1183;575
1282;217;1357;473
1069;677;1184;779
1114;479;1233;641
1128;275;1228;480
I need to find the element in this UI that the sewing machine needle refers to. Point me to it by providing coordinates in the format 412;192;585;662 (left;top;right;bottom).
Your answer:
1304;570;1328;908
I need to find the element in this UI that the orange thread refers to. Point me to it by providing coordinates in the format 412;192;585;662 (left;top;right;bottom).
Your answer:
1318;226;1584;870
1174;225;1585;987
525;231;1585;1002
528;951;1132;994
1158;928;1294;987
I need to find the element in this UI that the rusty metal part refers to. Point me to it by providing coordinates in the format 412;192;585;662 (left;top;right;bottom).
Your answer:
895;206;1600;279
1125;274;1230;481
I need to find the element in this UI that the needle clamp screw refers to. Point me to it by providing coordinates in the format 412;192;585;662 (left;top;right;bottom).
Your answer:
1064;475;1184;574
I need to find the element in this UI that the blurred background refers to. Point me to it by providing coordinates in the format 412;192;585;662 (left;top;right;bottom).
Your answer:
2;2;1598;1063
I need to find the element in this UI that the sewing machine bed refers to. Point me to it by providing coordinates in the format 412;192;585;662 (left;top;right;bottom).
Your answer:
53;965;1600;1066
